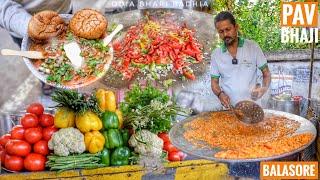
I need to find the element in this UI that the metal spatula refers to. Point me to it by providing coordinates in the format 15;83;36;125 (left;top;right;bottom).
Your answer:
233;100;264;124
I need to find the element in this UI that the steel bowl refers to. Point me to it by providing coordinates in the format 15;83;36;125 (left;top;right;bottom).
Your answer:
268;97;301;115
21;14;113;89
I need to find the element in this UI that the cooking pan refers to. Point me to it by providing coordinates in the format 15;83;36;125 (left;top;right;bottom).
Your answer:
169;109;317;163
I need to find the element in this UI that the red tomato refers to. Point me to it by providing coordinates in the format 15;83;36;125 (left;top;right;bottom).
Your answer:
113;41;122;51
4;154;24;171
182;68;196;80
0;150;6;165
26;103;44;116
158;132;170;143
182;49;195;57
42;125;58;141
195;53;203;62
169;51;176;61
35;126;43;131
168;151;181;161
176;151;187;160
21;113;39;128
0;134;11;147
33;140;49;156
24;153;46;171
163;142;178;153
10;125;25;140
190;44;201;54
171;42;182;49
0;145;3;151
24;127;42;144
5;139;31;157
39;114;54;127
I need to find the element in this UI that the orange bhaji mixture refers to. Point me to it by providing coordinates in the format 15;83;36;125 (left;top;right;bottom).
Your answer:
183;112;314;159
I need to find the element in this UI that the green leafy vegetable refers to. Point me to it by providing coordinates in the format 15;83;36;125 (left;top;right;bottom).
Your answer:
120;84;190;133
87;57;102;69
47;64;74;84
66;31;74;41
80;38;109;52
76;70;86;77
51;89;101;115
107;23;118;33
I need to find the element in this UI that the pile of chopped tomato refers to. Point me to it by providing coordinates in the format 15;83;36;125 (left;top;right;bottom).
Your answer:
112;17;203;80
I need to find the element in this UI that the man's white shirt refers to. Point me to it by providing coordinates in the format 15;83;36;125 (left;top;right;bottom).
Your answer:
210;37;268;106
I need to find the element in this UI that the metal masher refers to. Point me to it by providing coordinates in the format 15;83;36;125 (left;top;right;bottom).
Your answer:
230;100;264;124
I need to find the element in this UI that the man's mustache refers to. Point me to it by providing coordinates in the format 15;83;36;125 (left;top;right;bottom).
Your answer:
224;37;233;41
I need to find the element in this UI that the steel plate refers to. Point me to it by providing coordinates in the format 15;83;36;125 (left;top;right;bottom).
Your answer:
21;14;114;89
101;9;218;88
169;109;317;163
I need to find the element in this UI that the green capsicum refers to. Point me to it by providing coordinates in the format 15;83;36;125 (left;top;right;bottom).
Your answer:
121;129;130;146
111;146;130;166
103;129;123;149
102;111;119;129
101;148;110;166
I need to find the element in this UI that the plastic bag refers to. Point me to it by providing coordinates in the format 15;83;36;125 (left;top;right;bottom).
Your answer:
270;67;293;99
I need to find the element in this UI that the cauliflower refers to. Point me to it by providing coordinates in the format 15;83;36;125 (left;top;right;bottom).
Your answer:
129;129;163;156
48;127;86;156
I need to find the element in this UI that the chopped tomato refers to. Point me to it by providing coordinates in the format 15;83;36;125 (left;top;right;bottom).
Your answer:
195;53;203;62
169;51;176;61
183;68;196;80
158;132;170;143
112;16;203;80
163;142;179;153
168;151;181;161
113;41;122;51
171;42;182;49
183;49;195;57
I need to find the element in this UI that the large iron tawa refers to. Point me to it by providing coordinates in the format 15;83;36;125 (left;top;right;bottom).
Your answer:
169;109;316;163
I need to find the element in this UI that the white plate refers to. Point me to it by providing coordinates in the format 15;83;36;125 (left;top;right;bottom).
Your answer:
21;14;113;89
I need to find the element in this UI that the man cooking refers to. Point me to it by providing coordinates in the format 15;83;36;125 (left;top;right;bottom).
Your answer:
210;11;271;179
210;11;271;108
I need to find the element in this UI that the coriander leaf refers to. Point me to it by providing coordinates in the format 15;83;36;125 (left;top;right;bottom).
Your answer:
66;32;74;41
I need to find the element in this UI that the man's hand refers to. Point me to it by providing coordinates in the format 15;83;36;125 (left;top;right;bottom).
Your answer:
219;92;231;108
252;66;271;101
211;77;231;108
251;87;267;101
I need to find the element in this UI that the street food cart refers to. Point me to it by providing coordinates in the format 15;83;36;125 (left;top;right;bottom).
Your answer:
0;7;319;180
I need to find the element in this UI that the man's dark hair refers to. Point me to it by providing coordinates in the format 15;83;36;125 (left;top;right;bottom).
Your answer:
214;11;236;26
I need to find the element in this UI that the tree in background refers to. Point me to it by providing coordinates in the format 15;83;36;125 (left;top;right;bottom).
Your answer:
210;0;313;51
